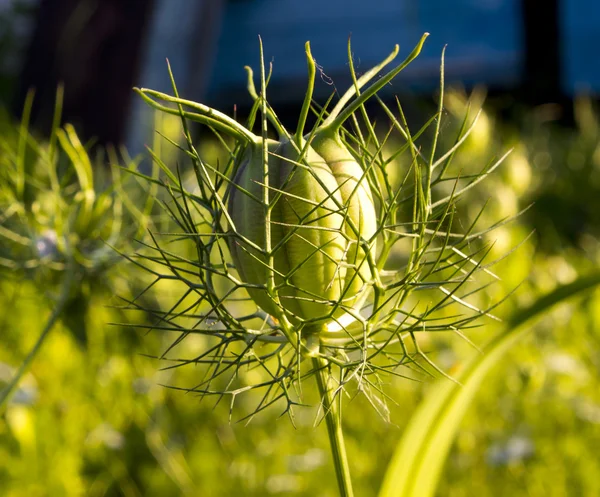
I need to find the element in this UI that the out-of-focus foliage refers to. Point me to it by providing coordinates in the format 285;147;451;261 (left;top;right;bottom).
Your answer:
396;88;600;497
521;97;600;254
0;93;156;348
1;85;600;497
380;271;600;497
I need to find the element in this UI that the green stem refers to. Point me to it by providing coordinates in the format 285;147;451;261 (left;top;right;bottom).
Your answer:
16;89;35;201
313;356;354;497
0;266;76;411
322;42;400;127
295;41;316;144
323;32;429;132
135;88;258;144
245;66;288;139
256;37;295;349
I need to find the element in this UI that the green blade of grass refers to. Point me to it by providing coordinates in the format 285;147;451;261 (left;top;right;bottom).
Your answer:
378;270;600;497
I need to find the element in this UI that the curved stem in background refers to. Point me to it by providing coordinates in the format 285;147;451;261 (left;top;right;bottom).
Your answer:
378;270;600;497
0;267;77;411
313;356;355;497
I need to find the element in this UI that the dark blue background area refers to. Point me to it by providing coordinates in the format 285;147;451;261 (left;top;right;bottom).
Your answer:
562;0;600;94
207;0;523;103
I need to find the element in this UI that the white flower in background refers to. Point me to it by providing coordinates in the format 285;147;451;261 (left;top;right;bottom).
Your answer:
34;229;59;258
487;435;534;466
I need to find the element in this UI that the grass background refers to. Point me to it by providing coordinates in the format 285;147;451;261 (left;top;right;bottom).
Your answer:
1;86;600;496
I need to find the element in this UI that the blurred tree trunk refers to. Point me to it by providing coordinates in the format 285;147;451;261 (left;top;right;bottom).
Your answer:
521;0;563;104
13;0;155;146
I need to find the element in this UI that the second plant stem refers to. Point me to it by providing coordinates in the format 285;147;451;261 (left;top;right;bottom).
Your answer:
313;356;354;497
0;267;76;411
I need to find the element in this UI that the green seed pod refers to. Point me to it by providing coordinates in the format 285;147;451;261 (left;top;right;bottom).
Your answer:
136;36;432;330
310;133;377;307
228;137;375;324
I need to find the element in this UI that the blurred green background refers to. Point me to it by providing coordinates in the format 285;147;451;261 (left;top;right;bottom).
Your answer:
1;1;600;496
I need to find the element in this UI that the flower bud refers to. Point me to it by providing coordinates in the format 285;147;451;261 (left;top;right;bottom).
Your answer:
228;137;376;324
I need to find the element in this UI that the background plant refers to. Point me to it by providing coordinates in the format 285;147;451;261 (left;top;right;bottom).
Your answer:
0;89;156;408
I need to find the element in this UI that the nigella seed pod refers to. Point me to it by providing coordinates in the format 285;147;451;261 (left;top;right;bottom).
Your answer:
227;137;375;324
310;132;377;307
133;35;523;497
136;35;430;330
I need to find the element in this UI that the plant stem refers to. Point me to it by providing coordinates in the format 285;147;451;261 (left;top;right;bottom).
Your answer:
324;33;429;132
0;267;76;411
313;356;354;497
295;41;316;144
